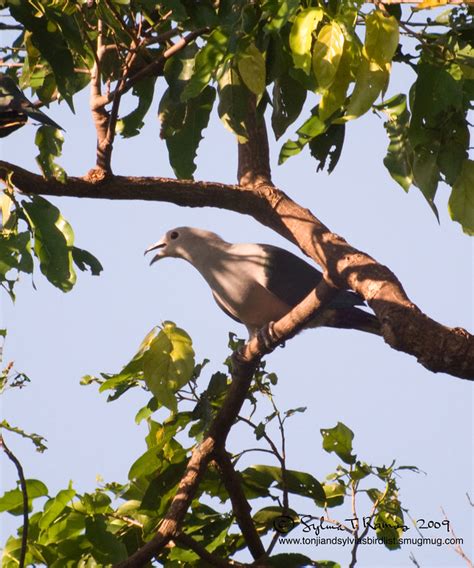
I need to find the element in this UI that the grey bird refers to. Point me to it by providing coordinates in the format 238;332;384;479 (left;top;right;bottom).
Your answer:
145;227;380;338
0;74;62;138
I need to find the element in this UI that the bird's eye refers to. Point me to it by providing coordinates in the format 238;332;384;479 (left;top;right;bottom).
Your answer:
170;231;179;240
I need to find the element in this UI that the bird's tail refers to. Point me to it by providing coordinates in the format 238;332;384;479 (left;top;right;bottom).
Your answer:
324;307;382;336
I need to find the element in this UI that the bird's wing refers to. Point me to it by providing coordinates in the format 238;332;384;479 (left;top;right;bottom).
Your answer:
255;244;364;308
211;291;244;324
0;75;63;131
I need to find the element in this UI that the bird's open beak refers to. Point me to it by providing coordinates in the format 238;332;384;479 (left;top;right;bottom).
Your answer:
144;241;166;265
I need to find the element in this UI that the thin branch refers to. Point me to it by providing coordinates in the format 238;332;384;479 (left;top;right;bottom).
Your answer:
409;553;422;567
232;447;276;460
237;416;284;465
119;28;208;96
0;434;28;568
174;532;246;567
212;449;266;561
441;507;474;568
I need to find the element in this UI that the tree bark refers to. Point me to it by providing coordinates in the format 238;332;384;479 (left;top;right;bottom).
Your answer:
0;161;473;380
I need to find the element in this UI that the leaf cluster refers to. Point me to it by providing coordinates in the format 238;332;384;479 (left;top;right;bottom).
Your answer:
2;1;473;230
2;326;419;566
0;186;102;296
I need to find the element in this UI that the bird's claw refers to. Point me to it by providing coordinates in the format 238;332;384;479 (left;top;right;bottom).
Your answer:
257;322;282;353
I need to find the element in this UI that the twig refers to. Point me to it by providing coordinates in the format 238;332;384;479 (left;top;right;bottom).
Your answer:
237;416;284;465
441;507;474;568
0;434;28;568
213;449;266;561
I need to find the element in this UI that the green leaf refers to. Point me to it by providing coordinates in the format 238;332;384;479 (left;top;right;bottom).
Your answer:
0;420;47;452
279;113;326;164
160;86;216;179
0;232;33;280
39;488;76;530
182;30;228;101
319;34;359;121
142;322;195;412
312;22;345;91
217;64;250;142
345;56;389;120
164;44;198;99
271;73;307;140
237;43;266;97
0;479;48;515
364;10;399;66
321;422;356;464
128;447;161;480
262;0;300;33
246;465;325;502
269;553;317;567
412;146;440;218
376;94;414;191
22;195;76;291
85;516;128;563
253;506;298;529
448;159;474;235
71;247;103;276
289;8;324;74
9;3;77;106
317;481;346;507
35;126;66;183
116;77;156;138
308;123;345;174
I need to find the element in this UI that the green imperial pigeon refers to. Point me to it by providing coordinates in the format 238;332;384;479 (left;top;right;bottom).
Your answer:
145;227;381;338
0;74;63;138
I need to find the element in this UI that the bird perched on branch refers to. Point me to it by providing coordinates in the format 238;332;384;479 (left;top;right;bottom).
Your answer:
0;74;62;138
145;227;380;339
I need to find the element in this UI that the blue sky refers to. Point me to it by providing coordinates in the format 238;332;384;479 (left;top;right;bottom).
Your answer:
1;55;473;567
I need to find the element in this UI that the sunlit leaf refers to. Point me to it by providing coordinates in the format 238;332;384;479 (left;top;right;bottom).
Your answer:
312;22;345;91
289;8;324;74
345;57;389;119
365;10;399;66
181;30;228;101
237;43;266;97
321;422;356;464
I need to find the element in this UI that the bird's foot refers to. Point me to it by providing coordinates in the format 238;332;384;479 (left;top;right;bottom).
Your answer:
257;322;282;353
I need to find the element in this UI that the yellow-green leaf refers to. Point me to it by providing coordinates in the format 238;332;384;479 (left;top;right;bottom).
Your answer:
237;43;266;97
312;22;345;91
365;10;399;66
0;191;12;226
289;8;324;74
319;45;352;120
448;159;474;235
345;57;389;120
142;322;195;412
415;0;449;9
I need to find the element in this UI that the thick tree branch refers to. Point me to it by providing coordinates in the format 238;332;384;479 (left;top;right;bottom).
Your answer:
212;449;266;560
0;161;473;380
237;95;272;188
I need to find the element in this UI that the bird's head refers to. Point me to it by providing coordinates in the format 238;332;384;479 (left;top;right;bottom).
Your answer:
145;226;224;265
